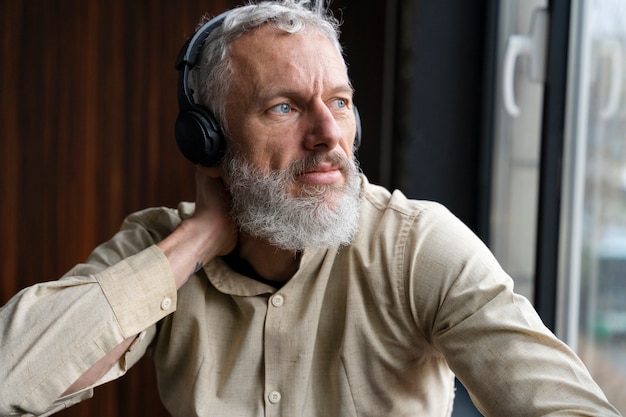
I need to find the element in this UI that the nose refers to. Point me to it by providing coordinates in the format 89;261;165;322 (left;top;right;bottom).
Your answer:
303;101;343;151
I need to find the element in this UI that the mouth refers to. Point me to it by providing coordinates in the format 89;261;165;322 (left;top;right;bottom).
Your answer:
294;154;349;186
299;163;343;185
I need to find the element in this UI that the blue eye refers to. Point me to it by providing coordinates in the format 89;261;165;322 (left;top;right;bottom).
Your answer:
271;103;292;114
333;98;347;109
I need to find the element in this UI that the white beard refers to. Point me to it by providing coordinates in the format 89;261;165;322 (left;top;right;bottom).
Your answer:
222;151;362;252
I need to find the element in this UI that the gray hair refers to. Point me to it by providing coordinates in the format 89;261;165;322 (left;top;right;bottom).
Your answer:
190;0;344;133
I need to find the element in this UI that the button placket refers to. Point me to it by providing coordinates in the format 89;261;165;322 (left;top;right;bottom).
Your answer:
265;292;288;413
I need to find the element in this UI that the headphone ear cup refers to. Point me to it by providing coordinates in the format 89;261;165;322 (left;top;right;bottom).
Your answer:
174;108;225;166
353;105;362;150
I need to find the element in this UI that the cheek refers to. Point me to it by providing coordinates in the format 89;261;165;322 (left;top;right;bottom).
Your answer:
230;132;285;172
337;114;358;155
239;125;304;169
339;131;356;158
343;138;355;156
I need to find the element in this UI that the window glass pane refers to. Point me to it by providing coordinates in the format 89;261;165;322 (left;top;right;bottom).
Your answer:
559;0;626;413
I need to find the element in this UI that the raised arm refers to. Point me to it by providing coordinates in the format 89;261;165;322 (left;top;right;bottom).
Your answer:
0;166;236;415
61;166;237;397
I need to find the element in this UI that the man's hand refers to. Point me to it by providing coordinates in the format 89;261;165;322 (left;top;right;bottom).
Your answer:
158;165;237;289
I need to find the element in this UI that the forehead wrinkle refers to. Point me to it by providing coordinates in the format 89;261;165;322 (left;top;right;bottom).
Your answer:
257;61;351;107
227;26;350;109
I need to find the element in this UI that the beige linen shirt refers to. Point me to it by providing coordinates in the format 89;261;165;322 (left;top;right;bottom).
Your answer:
0;176;620;416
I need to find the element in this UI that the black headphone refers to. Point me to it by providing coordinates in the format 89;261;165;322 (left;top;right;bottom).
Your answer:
175;9;362;167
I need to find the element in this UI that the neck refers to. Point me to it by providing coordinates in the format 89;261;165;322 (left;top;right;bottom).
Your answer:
235;232;302;283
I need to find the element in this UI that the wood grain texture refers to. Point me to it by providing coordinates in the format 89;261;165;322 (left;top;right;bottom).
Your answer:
0;1;237;415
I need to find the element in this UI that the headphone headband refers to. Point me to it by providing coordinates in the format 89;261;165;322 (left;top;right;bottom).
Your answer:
176;11;232;70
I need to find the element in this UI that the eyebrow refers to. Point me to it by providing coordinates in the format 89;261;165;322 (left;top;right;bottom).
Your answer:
255;83;355;106
330;84;356;97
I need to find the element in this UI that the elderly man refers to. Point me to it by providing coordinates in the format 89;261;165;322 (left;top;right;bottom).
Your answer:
0;1;620;416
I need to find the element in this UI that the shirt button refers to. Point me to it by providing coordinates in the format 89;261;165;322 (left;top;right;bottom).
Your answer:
160;297;172;310
271;294;285;307
268;390;282;404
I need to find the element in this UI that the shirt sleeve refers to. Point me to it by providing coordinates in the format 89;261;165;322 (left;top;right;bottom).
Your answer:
404;203;621;416
0;207;180;416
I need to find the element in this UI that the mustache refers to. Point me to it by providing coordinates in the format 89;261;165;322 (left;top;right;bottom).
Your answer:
287;152;352;178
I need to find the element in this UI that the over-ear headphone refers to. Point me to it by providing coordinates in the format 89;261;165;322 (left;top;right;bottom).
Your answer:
175;9;362;167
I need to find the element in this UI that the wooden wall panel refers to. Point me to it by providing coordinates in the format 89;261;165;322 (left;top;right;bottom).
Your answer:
0;0;238;415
